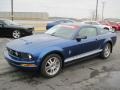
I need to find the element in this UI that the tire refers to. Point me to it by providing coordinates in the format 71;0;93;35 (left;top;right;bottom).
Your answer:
12;30;21;39
40;54;62;78
100;43;112;59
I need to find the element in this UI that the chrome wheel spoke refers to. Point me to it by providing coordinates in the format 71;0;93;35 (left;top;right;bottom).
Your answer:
104;45;110;57
13;30;20;38
45;56;60;76
46;65;52;72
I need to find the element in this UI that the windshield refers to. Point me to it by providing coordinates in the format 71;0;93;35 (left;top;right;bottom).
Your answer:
4;20;19;25
45;25;79;39
92;22;100;25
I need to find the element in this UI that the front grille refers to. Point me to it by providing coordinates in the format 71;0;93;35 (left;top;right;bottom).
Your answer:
7;48;29;59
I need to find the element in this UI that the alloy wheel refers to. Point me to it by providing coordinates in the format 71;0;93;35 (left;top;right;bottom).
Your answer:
12;30;21;39
104;44;111;58
45;57;60;76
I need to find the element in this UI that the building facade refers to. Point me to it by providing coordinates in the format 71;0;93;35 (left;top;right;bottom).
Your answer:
0;12;49;20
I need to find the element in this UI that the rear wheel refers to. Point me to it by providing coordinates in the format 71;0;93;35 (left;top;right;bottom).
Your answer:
12;30;21;39
41;54;62;78
100;43;112;59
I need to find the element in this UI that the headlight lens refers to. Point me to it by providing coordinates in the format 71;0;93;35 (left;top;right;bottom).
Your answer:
7;48;33;60
28;54;33;60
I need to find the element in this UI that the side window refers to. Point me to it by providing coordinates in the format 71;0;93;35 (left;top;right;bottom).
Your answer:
92;22;99;25
0;20;3;28
56;21;64;24
98;28;109;35
64;20;73;23
79;27;97;38
85;22;92;24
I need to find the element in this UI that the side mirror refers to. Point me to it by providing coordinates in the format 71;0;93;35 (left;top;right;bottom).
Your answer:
76;36;87;42
0;23;4;28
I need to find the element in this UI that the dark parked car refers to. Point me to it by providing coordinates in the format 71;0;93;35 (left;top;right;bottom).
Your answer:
46;19;75;30
0;19;34;39
81;21;112;30
5;23;117;78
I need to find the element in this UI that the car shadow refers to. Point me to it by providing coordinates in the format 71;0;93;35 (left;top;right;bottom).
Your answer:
0;35;13;39
7;55;107;81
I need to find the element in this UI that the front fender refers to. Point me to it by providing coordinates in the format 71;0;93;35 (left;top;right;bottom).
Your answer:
36;46;64;65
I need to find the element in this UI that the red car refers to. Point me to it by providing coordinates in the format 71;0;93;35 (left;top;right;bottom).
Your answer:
100;21;120;31
116;22;120;30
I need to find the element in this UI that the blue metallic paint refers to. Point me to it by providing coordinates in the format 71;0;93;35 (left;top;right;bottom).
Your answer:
4;25;117;70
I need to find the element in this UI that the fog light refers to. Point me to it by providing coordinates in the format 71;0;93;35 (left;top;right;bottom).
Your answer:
21;64;36;67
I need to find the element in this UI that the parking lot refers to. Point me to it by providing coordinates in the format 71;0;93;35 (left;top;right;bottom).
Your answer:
0;32;120;90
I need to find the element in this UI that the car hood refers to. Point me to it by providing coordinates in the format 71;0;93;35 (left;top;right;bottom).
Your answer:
6;34;67;55
8;24;34;29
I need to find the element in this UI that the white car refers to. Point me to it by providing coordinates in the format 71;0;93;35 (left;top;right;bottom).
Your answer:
81;21;112;30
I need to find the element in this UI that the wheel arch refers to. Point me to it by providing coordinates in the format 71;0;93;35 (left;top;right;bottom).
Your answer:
107;41;113;53
37;48;65;67
103;40;113;53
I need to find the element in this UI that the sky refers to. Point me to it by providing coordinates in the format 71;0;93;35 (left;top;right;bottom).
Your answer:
0;0;120;19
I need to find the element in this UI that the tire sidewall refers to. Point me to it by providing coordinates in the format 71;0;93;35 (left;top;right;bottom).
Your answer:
40;54;62;78
101;43;111;59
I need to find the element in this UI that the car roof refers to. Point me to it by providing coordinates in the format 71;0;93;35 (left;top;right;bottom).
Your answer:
54;19;75;22
60;23;101;29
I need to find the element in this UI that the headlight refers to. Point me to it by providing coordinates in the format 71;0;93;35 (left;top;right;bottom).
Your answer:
28;54;32;60
20;53;33;60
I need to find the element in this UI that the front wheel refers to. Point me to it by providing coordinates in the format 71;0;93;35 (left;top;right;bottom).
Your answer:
40;54;62;78
100;43;112;59
12;30;21;39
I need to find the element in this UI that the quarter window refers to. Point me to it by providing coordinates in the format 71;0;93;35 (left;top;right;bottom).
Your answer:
79;27;97;37
98;28;109;35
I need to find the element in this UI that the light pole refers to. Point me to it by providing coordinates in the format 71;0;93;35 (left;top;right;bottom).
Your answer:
11;0;14;21
102;0;106;21
95;0;99;20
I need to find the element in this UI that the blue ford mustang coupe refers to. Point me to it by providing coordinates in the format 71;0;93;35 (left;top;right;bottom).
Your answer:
4;23;117;78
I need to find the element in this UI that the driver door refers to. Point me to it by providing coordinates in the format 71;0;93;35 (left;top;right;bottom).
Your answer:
77;27;100;54
64;26;100;62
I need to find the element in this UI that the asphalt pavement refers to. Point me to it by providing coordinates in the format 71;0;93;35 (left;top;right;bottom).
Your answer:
0;32;120;90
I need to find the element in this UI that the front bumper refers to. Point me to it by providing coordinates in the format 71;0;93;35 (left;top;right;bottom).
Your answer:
22;28;34;36
4;51;38;70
